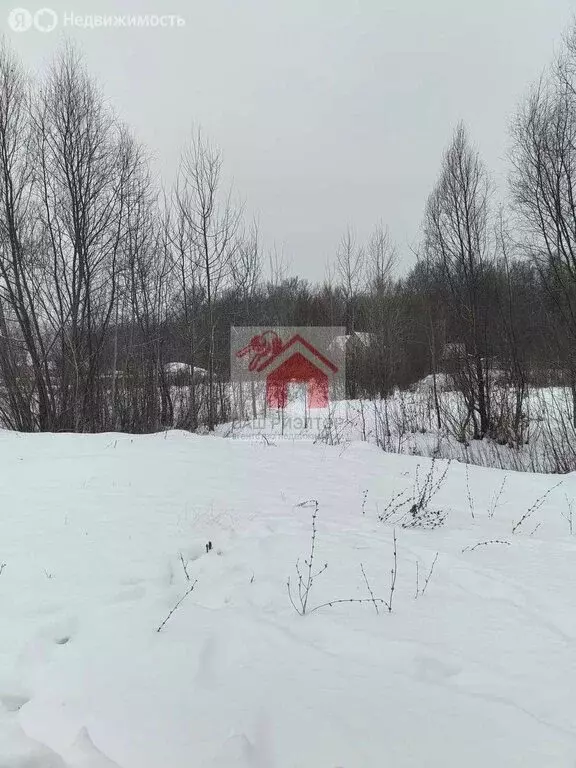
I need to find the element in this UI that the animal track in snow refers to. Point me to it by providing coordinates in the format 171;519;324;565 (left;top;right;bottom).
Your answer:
0;691;30;712
17;616;78;670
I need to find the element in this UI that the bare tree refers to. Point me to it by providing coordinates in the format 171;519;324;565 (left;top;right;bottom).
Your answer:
232;219;262;419
367;224;395;293
424;123;493;439
31;44;143;430
115;149;171;432
511;23;576;423
336;227;364;334
167;188;203;430
175;130;242;430
364;224;402;399
336;228;365;398
0;40;44;431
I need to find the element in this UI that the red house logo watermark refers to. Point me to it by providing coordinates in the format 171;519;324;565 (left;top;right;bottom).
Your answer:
231;327;345;410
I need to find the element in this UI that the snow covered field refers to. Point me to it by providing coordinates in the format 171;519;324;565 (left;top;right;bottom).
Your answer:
1;428;575;766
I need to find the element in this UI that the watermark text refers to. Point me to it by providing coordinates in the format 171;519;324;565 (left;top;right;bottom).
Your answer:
7;8;186;33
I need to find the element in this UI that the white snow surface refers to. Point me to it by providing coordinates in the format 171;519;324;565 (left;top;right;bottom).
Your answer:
0;428;575;766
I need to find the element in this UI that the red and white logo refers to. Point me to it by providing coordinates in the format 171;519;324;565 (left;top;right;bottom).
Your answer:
232;327;345;409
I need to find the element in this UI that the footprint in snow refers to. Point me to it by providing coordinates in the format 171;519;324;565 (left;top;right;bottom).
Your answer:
0;692;30;712
65;726;122;767
17;616;78;670
205;733;261;767
206;715;275;767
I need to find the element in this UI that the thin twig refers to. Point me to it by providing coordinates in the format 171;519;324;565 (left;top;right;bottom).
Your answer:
465;462;475;519
384;529;398;612
561;494;574;535
296;499;321;615
287;577;301;615
156;580;198;633
360;563;379;614
512;480;563;534
378;487;411;523
462;540;510;553
308;597;385;614
488;476;507;518
529;522;542;536
179;552;190;582
420;552;439;597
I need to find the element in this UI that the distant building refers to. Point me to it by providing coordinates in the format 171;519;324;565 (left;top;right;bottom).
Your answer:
328;331;376;354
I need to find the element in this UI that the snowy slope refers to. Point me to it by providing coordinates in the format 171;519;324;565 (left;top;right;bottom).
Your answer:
0;429;575;766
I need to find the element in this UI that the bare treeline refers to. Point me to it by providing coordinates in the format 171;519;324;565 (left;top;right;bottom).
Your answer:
1;28;576;438
0;42;250;432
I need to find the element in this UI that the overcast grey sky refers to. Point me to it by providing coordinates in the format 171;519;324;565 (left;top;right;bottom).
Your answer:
4;0;575;281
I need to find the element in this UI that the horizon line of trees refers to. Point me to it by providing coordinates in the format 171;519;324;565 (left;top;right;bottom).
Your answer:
1;26;576;440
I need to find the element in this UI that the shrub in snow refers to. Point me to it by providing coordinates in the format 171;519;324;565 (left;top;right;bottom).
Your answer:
287;499;396;615
402;458;449;530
